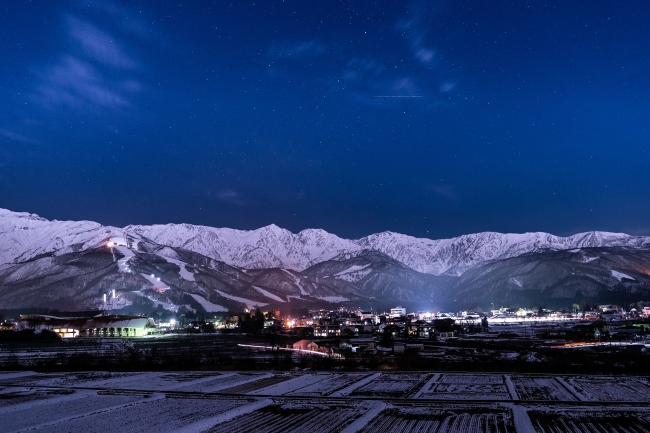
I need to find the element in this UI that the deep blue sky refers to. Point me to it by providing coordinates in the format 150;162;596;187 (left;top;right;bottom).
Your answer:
1;1;649;239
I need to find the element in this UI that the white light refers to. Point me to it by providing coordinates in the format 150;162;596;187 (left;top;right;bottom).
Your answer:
151;274;154;277
157;277;160;281
170;319;176;325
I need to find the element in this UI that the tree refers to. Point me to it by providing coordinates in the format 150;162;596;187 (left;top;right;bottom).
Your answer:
240;308;265;333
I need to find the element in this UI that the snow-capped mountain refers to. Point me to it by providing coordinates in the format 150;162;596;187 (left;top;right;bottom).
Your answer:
126;219;650;276
356;230;650;276
0;209;121;265
1;207;650;311
125;223;359;272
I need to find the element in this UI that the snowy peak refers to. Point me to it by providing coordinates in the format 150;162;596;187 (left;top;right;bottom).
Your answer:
1;208;650;277
0;208;49;222
125;221;358;272
0;208;120;265
2;208;650;311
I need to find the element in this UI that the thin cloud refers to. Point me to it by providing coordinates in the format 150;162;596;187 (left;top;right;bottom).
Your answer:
440;81;457;92
394;4;440;68
30;9;145;113
74;0;151;39
428;184;459;201
66;15;138;69
0;129;40;145
269;40;327;60
214;189;253;206
390;77;421;96
34;56;130;110
341;57;384;82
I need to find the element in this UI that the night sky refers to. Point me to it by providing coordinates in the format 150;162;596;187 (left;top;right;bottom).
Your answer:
1;1;649;239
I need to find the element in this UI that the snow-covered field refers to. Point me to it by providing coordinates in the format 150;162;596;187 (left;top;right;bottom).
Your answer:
1;371;650;432
564;376;650;402
351;373;428;397
510;376;577;401
415;374;511;400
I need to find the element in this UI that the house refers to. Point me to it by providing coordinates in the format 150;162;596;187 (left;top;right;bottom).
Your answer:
435;330;455;339
348;338;377;353
313;323;341;337
293;339;321;352
567;322;610;341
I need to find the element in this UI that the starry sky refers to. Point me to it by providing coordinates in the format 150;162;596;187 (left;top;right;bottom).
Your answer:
1;0;649;239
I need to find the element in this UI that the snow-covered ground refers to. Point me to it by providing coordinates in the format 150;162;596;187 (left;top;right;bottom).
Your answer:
189;293;227;312
611;269;635;281
252;285;285;303
1;371;649;432
215;290;267;310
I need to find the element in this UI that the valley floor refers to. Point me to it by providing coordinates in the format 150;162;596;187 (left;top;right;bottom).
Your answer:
2;370;650;432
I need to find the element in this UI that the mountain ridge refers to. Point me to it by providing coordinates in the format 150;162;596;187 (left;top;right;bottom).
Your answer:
2;208;650;312
3;207;649;276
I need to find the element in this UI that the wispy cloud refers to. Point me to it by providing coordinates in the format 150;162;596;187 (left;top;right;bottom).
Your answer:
30;4;145;114
427;184;459;201
338;57;426;104
74;0;151;39
269;40;327;60
394;4;440;68
214;189;253;206
0;129;40;145
389;77;421;96
439;81;457;93
34;56;130;110
341;57;384;82
66;15;138;69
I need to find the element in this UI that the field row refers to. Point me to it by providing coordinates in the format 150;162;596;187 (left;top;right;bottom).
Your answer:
4;371;650;402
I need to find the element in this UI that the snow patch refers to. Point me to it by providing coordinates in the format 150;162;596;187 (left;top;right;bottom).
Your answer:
189;294;227;312
318;296;349;303
215;290;267;309
163;257;196;281
282;269;309;296
611;270;635;281
252;286;286;303
333;264;370;276
140;273;170;290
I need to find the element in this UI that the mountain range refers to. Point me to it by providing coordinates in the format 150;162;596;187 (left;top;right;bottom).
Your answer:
1;208;650;313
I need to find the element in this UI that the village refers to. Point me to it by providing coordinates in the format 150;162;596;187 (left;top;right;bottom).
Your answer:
3;302;650;363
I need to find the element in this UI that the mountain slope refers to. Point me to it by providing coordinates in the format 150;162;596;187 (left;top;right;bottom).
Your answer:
453;247;650;308
1;208;650;311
